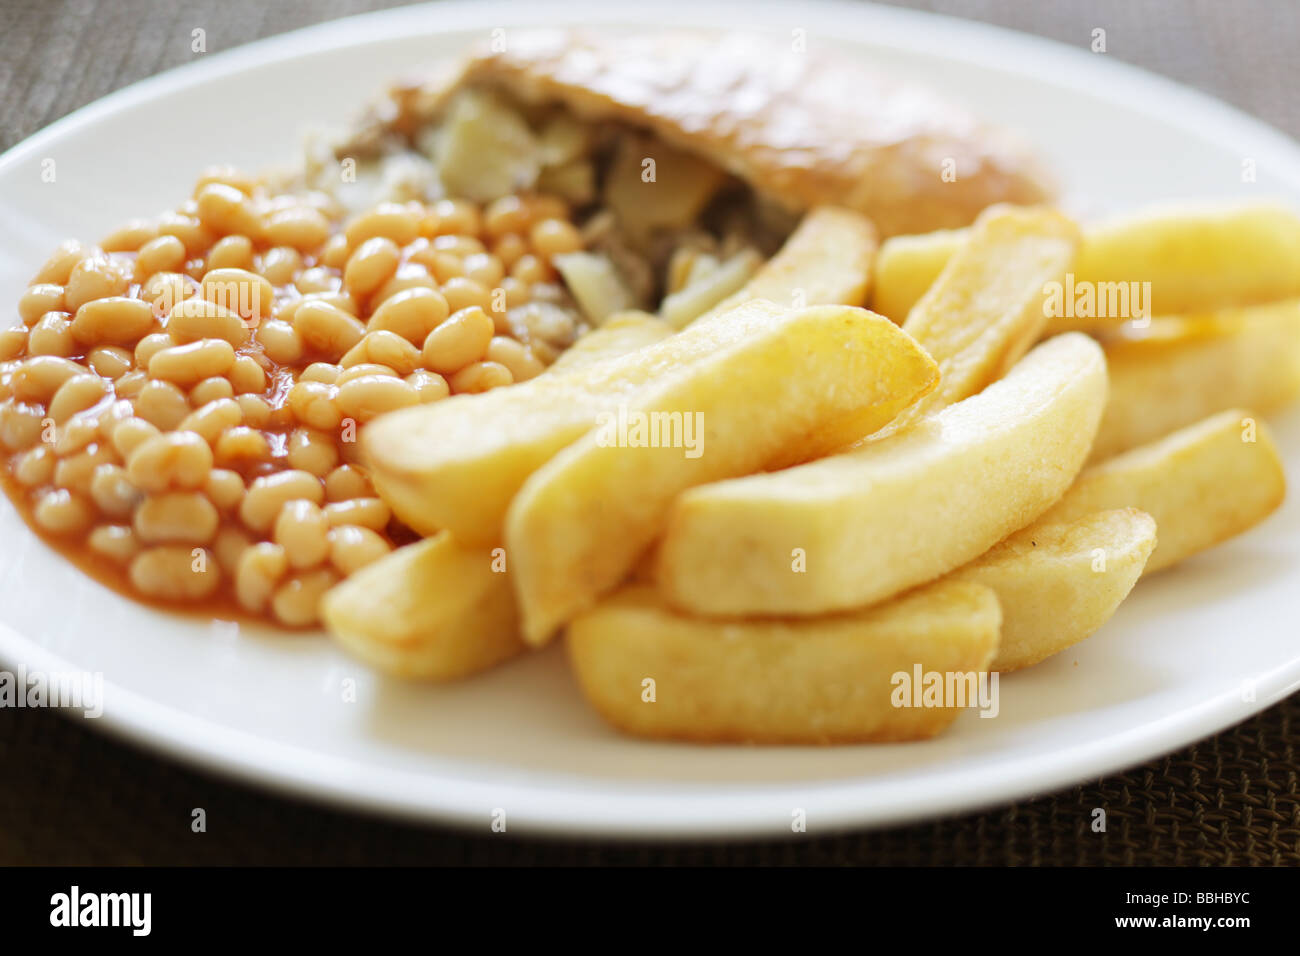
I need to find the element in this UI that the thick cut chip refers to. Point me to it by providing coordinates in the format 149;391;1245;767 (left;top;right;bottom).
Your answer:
1091;300;1300;461
871;202;1300;324
871;227;966;326
1041;409;1286;572
363;207;879;545
948;509;1156;671
321;532;523;680
567;581;1001;744
657;333;1107;617
507;304;940;644
886;204;1078;433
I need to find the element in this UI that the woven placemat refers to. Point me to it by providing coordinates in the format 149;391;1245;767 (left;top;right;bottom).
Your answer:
2;0;1298;865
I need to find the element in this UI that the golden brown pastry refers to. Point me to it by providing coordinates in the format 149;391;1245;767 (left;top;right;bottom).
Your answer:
337;29;1054;236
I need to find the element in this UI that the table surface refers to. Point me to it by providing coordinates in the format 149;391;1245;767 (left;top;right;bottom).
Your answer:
2;0;1298;865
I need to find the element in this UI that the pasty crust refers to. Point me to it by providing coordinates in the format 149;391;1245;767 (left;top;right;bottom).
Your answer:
346;29;1055;236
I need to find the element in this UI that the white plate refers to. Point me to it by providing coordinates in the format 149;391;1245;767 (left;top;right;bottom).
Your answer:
3;0;1299;839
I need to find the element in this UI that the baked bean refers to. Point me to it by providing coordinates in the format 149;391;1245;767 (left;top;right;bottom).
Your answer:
28;312;76;357
126;430;212;492
201;267;274;326
193;167;255;196
54;444;113;496
88;524;140;563
229;354;268;394
259;246;302;286
500;276;532;310
265;206;331;251
18;284;65;325
13;445;56;486
64;255;131;312
134;379;190;430
511;253;554;284
299;362;341;385
319;235;350;271
486;336;545;383
274;499;330;569
323;464;371;502
148;338;236;386
33;240;89;286
140;272;198;318
422;306;493;374
346;203;419;247
213;426;272;468
49;373;112;423
53;415;98;457
427;251;466;283
189;376;235;406
492;234;528;271
322;497;390;532
166;297;249;346
255;318;304;365
405;369;450;403
432;234;486;258
204;468;245;512
269;567;337;627
367;287;449;344
135;491;219;544
439;277;491;315
136;234;187;278
134;332;175;368
278;291;357;327
297;265;342;296
483;196;531;239
213;525;253;575
33;488;94;534
11;355;82;402
344;331;421;374
239;469;324;533
343;237;400;298
95;399;135;442
293;300;365;359
235;542;288;613
450;360;513;394
90;463;143;517
70;296;155;347
0;401;44;451
129;545;220;600
530;218;583;259
101;219;158;253
328;525;391;575
430;198;482;237
461;252;506;289
334;374;418;423
157;211;216;257
234;394;272;429
110;417;161;458
86;346;132;380
116;368;150;399
195;183;262;239
206;235;255;272
178;398;242;445
0;328;28;362
286;427;339;477
374;266;438;306
335;363;395;385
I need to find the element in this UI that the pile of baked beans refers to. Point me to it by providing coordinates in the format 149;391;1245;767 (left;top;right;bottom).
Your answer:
0;168;588;626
